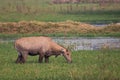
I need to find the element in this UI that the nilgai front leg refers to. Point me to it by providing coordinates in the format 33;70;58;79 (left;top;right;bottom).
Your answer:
44;55;49;63
39;53;44;63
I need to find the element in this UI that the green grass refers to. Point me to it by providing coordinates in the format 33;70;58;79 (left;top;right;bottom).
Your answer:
0;9;119;23
0;42;120;80
0;0;120;23
0;32;120;40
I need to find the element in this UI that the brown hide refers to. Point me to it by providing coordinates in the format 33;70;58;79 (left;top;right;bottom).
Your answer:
15;36;72;63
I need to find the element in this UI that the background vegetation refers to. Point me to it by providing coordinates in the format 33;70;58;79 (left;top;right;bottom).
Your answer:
0;0;120;23
0;42;120;80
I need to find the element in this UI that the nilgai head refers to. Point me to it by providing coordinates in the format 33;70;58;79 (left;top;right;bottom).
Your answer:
61;49;72;63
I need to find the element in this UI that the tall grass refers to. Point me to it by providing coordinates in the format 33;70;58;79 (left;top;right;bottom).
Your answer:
0;0;120;22
0;42;120;80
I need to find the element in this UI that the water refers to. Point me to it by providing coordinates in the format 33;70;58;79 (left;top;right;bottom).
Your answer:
53;37;120;50
91;23;108;27
0;37;120;51
92;24;107;27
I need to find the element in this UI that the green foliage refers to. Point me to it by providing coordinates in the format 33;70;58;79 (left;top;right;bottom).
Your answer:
0;42;120;80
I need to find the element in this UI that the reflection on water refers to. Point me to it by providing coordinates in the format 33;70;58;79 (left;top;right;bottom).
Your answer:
0;37;120;51
53;37;120;51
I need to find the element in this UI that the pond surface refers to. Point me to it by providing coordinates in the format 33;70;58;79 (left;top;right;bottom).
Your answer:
0;37;120;51
53;37;120;50
90;23;108;27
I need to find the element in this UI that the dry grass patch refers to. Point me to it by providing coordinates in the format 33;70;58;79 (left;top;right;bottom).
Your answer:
0;21;119;34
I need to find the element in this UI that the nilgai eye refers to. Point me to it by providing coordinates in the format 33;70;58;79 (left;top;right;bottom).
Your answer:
67;54;69;55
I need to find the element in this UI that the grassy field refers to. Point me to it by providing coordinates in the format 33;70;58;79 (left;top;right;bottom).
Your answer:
0;42;120;80
0;0;120;23
0;33;120;40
